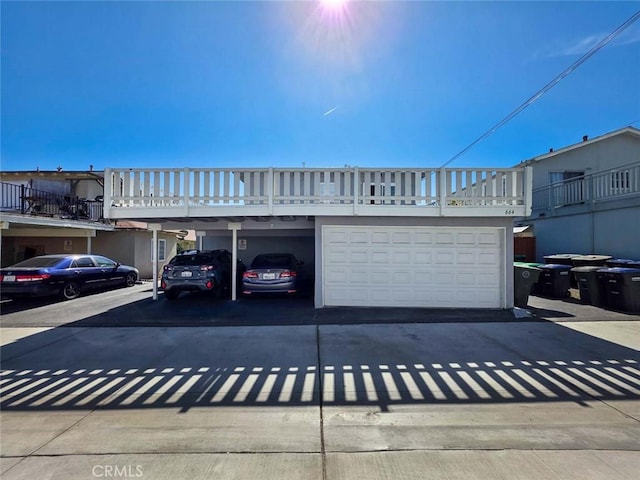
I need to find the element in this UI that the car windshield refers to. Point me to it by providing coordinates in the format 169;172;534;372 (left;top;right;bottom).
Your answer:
171;254;213;266
251;255;294;269
9;257;65;268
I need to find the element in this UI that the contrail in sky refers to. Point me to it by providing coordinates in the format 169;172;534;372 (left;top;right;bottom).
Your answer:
323;107;337;116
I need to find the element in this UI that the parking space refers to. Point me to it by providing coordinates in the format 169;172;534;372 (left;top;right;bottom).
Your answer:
1;304;639;479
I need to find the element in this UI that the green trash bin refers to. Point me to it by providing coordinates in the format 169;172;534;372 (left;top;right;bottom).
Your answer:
513;263;542;308
571;266;606;307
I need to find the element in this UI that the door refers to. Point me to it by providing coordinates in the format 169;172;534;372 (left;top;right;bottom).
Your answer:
322;226;504;308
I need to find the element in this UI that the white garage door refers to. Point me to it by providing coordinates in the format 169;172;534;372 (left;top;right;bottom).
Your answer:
322;226;504;308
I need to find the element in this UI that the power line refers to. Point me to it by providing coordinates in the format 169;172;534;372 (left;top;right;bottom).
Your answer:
440;9;640;168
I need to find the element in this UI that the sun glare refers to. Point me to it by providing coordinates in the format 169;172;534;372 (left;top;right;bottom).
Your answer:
321;0;348;11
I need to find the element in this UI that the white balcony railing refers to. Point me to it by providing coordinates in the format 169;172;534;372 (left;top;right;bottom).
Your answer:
531;161;640;213
104;167;532;219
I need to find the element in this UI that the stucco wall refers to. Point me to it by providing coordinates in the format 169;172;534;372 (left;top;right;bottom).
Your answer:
204;230;315;278
93;230;177;278
528;206;640;261
1;236;93;266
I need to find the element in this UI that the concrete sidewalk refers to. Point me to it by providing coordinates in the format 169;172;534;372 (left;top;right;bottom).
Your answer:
2;312;639;479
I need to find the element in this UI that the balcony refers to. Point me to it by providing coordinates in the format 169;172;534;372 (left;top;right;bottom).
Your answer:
103;167;532;220
0;182;105;223
530;161;640;216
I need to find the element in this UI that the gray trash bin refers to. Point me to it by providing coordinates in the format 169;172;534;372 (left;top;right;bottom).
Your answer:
571;255;612;267
571;266;606;307
543;254;583;266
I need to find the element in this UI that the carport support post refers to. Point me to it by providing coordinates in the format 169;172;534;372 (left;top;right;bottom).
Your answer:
148;223;162;300
196;231;206;250
0;221;7;265
227;222;242;301
86;231;95;254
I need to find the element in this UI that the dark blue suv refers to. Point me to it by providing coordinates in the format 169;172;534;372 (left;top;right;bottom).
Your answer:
161;249;243;300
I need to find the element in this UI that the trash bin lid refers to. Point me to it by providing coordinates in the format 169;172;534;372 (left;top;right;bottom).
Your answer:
543;254;583;260
514;262;541;269
607;258;635;264
597;267;640;274
571;266;602;273
539;264;573;271
572;255;612;262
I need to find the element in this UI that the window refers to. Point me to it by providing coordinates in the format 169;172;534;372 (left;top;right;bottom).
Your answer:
72;257;95;268
151;239;167;262
94;256;117;267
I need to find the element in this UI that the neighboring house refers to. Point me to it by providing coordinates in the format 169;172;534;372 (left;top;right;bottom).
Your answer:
516;127;640;261
0;171;179;276
0;170;115;266
93;221;179;279
102;165;532;309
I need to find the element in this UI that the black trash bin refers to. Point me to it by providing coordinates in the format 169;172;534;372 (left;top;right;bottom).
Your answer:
537;264;573;298
543;254;583;266
597;268;640;313
571;266;606;307
513;263;542;308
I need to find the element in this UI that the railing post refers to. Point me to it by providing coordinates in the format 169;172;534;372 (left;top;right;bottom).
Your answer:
267;167;274;215
183;167;190;215
353;167;359;215
524;166;533;217
439;167;446;216
20;184;26;214
103;168;112;220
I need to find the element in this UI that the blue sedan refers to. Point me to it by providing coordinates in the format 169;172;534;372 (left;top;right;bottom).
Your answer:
0;254;139;300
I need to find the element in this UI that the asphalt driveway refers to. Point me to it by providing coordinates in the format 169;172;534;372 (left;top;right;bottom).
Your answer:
1;284;639;479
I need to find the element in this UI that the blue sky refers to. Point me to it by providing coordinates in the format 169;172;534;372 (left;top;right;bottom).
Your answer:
2;1;639;171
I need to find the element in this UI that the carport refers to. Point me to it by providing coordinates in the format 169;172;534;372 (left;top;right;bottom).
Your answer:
105;166;532;309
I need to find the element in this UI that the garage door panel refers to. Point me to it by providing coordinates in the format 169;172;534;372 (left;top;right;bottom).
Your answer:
323;226;503;308
456;232;475;244
435;252;454;265
436;232;454;244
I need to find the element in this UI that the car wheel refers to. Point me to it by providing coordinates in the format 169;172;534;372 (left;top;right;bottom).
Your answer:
61;282;80;300
124;272;137;287
164;290;179;300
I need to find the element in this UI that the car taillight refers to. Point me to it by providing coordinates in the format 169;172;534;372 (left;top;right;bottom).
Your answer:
280;271;297;278
243;271;258;278
201;265;215;271
0;275;3;281
16;274;51;282
163;265;173;271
